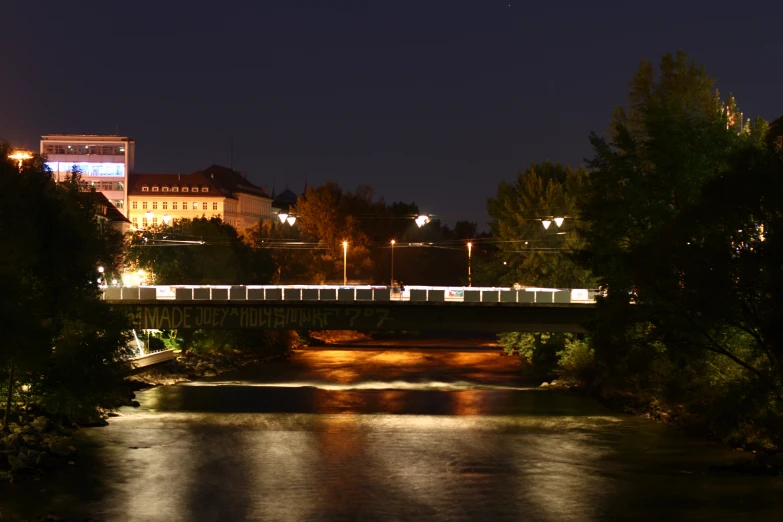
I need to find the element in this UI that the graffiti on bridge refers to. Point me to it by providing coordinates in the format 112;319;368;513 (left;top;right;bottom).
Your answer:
129;305;392;330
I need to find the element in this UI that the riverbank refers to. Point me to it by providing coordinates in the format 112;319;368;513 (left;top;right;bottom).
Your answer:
544;378;783;476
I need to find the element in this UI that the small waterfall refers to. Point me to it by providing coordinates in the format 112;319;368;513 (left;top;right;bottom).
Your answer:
132;329;145;356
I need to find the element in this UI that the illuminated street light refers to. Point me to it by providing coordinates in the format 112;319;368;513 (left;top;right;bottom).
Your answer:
162;214;171;225
542;219;552;230
286;216;297;226
145;211;154;220
97;266;105;274
278;213;288;223
467;242;473;287
7;149;32;169
554;217;565;228
342;241;348;286
415;215;430;228
390;239;396;287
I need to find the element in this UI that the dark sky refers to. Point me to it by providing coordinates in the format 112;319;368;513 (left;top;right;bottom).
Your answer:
2;1;781;228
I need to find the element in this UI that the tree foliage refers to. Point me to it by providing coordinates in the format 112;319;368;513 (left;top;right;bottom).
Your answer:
488;161;593;288
575;51;783;447
0;142;132;425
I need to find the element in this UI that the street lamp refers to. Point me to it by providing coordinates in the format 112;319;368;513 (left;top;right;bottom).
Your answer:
278;212;288;223
542;216;565;230
342;241;348;286
162;214;171;225
467;242;473;287
7;150;32;169
415;215;430;228
287;216;296;225
390;239;396;287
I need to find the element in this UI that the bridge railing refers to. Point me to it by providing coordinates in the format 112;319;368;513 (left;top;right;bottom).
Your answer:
103;285;600;305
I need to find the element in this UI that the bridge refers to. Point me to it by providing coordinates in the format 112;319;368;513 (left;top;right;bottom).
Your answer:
104;285;599;333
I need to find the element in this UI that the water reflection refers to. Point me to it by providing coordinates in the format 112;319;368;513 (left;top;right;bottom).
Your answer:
1;348;782;521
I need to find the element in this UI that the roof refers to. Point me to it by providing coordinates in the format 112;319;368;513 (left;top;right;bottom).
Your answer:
127;172;229;197
92;192;131;223
41;134;134;141
275;188;299;205
203;165;271;199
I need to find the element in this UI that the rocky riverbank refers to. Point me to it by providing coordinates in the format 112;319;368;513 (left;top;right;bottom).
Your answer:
126;349;292;388
1;415;78;483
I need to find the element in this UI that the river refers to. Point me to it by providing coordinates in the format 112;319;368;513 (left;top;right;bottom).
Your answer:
2;341;782;521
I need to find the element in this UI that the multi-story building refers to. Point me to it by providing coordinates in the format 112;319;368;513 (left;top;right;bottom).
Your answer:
126;166;273;231
40;134;135;215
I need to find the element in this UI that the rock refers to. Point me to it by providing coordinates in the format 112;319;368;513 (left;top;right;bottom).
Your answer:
32;416;51;433
36;452;55;469
4;433;22;449
540;382;550;388
49;441;77;459
8;454;29;472
203;370;217;377
129;400;141;408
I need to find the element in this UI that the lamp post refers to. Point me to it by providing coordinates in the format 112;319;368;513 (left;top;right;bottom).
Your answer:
342;241;348;286
390;239;396;287
467;242;473;287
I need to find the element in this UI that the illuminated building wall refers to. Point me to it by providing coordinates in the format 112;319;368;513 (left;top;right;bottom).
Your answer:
41;134;135;215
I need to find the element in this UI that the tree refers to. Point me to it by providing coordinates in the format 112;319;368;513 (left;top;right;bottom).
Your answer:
488;161;592;288
0;143;132;426
576;51;781;446
124;217;254;285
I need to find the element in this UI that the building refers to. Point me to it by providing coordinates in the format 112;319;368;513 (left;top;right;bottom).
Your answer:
94;192;132;234
41;134;135;215
126;166;273;231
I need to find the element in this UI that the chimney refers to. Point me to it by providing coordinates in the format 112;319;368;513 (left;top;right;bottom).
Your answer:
178;173;181;180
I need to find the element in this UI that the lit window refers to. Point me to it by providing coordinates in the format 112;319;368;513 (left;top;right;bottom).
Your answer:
142;202;148;210
182;187;189;192
142;186;149;192
132;201;138;209
173;202;178;210
202;187;208;192
163;202;168;210
152;201;158;210
172;186;179;192
212;202;217;210
162;187;169;192
152;186;159;192
202;202;207;210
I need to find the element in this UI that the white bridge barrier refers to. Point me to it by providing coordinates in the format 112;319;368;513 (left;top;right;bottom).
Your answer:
104;285;599;305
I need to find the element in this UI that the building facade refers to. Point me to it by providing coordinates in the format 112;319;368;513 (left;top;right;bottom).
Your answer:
41;134;135;215
126;167;273;231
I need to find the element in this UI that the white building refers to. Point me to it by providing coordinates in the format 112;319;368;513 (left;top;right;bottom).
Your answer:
40;134;135;215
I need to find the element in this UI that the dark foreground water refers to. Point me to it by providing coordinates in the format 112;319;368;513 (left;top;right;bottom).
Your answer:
2;345;782;521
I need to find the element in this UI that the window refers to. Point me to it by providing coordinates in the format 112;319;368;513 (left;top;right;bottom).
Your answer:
142;202;148;210
142;186;149;192
142;217;148;227
152;217;158;226
152;186;159;192
132;201;138;209
172;186;179;192
182;202;188;210
212;202;218;210
182;187;189;192
202;187;208;192
162;187;169;192
202;202;207;210
152;201;158;210
173;202;178;210
162;202;168;210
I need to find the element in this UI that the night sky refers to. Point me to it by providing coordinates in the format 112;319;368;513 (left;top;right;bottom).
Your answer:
2;1;781;228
